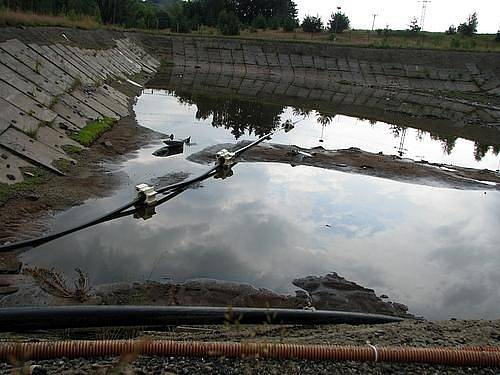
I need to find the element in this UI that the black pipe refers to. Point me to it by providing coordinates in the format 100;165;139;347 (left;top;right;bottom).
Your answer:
0;306;404;332
0;197;144;252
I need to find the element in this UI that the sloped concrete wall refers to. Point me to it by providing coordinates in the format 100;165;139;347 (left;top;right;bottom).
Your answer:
0;36;160;185
133;34;500;96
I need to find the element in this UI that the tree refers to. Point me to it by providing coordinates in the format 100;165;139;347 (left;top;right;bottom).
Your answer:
282;16;298;32
457;12;478;36
301;15;323;34
445;25;457;35
251;14;267;29
495;30;500;42
408;17;421;33
218;9;240;35
328;11;350;34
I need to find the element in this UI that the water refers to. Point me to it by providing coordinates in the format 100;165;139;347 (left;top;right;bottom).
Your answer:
22;88;500;320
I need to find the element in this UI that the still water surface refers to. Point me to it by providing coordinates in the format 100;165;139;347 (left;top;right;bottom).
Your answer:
23;89;500;320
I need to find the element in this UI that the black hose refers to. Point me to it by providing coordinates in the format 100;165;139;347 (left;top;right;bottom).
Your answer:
233;133;273;157
0;306;404;332
156;166;219;194
0;131;273;252
0;197;144;253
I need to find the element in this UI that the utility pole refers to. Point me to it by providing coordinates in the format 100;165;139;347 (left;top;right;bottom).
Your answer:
333;6;342;41
368;13;377;42
418;0;431;31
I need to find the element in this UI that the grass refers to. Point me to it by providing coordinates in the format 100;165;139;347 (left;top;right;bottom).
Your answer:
52;158;74;173
0;10;100;29
0;166;49;204
62;144;84;155
71;117;116;146
1;10;499;52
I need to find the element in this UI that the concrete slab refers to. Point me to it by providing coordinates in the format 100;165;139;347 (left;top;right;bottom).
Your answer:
0;127;73;175
52;44;105;82
0;80;57;123
99;84;129;107
0;147;31;184
71;89;120;119
51;115;81;133
36;125;81;153
0;50;65;96
0;97;40;134
52;100;93;129
0;39;73;88
34;44;94;87
115;40;156;74
0;62;54;106
60;93;103;122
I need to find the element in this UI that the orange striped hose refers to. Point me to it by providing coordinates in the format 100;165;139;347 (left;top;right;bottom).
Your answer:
1;341;499;367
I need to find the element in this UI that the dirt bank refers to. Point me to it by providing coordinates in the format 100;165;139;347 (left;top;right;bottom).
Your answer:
189;141;500;190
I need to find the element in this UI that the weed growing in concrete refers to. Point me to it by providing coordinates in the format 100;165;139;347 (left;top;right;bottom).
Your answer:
52;158;74;173
71;117;116;146
62;144;84;155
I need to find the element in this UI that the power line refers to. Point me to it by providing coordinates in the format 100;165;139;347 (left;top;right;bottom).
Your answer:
418;0;431;30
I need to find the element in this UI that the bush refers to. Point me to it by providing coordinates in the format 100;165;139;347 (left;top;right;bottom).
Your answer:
457;12;478;36
217;10;239;36
301;15;323;34
496;31;500;42
328;11;350;33
408;17;421;33
445;25;457;35
282;17;298;32
251;14;267;30
268;16;280;30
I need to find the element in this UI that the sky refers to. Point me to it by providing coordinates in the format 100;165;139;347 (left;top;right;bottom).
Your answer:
295;0;500;33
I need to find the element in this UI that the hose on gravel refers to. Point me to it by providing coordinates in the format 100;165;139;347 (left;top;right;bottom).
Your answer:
1;340;499;367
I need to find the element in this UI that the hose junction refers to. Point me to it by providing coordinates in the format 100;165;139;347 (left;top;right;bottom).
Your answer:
0;120;291;253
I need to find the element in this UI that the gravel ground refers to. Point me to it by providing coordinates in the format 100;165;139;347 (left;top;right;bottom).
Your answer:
1;319;499;374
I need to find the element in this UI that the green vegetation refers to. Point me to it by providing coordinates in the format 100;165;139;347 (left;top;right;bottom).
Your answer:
0;2;498;52
301;15;323;35
329;11;350;34
71;117;116;146
0;167;49;204
52;158;74;173
62;144;84;155
457;12;478;37
218;10;239;36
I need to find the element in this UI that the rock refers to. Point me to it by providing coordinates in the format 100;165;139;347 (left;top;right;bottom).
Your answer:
24;193;40;202
380;294;389;299
1;154;7;160
29;365;47;375
101;141;113;148
6;174;16;181
293;273;412;317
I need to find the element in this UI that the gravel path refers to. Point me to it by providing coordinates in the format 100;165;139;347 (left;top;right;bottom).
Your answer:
1;319;499;374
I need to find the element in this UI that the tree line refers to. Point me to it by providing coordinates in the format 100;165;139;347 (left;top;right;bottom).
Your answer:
0;0;299;33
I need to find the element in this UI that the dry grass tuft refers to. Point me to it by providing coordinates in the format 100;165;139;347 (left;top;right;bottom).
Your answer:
24;266;91;301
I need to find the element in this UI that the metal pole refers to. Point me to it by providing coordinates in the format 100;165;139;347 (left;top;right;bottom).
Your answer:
333;6;341;41
368;13;377;42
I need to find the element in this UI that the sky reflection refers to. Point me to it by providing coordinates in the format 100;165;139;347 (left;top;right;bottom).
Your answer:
21;90;500;320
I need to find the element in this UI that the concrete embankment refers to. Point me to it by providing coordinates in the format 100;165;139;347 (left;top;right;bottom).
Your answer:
137;34;500;147
0;29;160;185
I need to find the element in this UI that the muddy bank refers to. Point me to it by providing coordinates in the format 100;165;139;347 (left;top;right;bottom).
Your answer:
0;272;411;318
189;142;500;190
